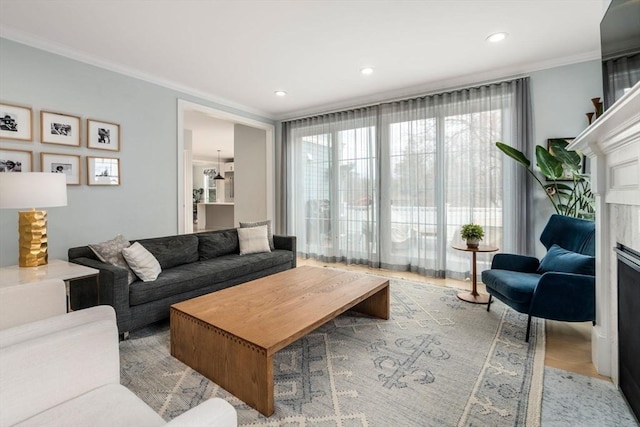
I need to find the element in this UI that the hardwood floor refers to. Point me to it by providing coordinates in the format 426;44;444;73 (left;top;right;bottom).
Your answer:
297;258;610;381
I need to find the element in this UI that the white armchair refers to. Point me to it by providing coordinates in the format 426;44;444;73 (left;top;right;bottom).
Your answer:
0;279;237;427
0;278;67;330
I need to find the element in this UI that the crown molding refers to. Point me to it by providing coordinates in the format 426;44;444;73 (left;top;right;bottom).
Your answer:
1;27;600;124
276;50;601;121
0;28;276;122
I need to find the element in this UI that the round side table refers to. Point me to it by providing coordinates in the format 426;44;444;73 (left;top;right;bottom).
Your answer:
452;244;499;304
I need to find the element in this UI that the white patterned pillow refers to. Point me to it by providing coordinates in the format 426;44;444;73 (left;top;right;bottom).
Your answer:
237;225;271;255
88;234;136;284
122;242;162;282
239;219;274;250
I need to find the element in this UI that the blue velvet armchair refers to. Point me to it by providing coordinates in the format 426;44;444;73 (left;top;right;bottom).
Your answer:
482;214;596;342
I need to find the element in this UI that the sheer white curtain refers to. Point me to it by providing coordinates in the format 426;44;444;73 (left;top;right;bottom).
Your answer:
285;108;379;265
282;78;531;279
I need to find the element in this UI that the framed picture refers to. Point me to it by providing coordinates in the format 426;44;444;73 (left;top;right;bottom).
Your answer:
41;152;81;185
0;103;32;141
41;111;82;146
0;148;33;172
87;119;120;151
547;138;583;181
87;156;120;186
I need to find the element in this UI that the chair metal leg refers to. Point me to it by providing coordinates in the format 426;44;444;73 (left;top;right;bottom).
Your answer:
486;294;492;312
525;315;531;343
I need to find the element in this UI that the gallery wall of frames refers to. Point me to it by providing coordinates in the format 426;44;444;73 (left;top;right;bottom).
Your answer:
0;102;121;186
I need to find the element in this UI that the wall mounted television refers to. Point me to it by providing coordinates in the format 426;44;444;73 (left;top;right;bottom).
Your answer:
600;0;640;110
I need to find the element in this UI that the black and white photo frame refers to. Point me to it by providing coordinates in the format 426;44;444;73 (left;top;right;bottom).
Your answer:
0;148;33;172
41;152;81;185
87;119;120;151
41;110;81;147
0;103;33;142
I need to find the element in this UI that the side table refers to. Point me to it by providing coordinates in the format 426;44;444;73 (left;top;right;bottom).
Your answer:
0;259;100;311
452;244;499;304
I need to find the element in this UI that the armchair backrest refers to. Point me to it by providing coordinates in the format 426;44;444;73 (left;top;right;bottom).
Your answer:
0;306;119;426
540;214;595;256
0;279;67;330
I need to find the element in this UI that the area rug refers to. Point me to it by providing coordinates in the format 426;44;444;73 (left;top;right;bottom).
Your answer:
120;276;545;426
542;367;638;426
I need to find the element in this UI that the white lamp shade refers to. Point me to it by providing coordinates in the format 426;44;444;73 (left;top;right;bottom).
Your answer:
0;172;67;209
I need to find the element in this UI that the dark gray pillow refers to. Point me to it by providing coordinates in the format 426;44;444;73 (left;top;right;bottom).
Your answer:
239;220;274;250
137;235;199;270
198;229;240;260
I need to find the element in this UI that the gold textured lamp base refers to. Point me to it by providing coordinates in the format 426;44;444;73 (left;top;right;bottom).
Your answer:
18;209;48;267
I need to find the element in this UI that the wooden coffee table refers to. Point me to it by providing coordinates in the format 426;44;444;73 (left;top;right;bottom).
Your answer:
170;265;389;416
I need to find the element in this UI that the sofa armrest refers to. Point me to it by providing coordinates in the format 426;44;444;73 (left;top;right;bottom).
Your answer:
273;235;297;267
273;234;296;252
0;306;120;427
165;398;237;427
491;253;539;273
529;272;595;322
70;257;132;333
0;279;67;330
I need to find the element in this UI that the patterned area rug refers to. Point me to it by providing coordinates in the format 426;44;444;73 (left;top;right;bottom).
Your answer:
120;277;545;426
542;367;638;426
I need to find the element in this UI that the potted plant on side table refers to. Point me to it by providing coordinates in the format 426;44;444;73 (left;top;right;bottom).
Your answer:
461;223;484;248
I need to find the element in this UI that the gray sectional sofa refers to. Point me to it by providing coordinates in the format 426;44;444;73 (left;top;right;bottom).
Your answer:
68;228;296;335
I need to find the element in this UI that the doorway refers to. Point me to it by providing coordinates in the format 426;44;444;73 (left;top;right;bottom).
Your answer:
177;99;275;234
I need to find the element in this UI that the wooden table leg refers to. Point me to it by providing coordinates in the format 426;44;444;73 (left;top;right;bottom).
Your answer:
171;309;275;416
352;283;390;319
472;251;478;296
457;250;489;304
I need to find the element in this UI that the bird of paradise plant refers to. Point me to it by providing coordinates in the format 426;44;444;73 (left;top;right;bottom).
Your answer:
496;140;594;219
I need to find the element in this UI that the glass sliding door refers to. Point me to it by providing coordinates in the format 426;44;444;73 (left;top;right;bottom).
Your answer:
288;108;378;264
283;78;531;280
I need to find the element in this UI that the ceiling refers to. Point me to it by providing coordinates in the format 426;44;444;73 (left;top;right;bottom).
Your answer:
0;0;607;122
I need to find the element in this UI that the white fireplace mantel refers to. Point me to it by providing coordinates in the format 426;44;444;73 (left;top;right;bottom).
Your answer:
569;82;640;381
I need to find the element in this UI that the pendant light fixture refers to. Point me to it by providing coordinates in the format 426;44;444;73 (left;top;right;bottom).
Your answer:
214;150;225;180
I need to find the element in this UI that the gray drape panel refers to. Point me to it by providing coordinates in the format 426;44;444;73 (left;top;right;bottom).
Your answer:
513;77;534;255
276;122;290;235
280;78;533;279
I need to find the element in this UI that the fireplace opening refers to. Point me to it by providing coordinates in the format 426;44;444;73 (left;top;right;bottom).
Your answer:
615;243;640;422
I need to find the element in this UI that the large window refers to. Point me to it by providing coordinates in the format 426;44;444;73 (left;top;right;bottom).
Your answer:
283;79;531;279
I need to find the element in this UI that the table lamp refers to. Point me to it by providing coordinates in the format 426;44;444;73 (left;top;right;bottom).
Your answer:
0;172;67;267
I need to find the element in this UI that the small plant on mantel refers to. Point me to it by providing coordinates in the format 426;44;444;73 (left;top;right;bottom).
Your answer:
461;224;484;248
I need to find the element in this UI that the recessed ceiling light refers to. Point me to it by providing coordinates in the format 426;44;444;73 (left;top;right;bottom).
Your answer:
274;90;287;97
360;67;374;75
486;32;508;43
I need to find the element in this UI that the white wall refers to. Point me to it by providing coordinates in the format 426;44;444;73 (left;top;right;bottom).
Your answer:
529;59;602;256
0;38;273;266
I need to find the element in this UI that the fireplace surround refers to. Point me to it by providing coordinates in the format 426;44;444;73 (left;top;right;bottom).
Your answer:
569;81;640;391
615;244;640;419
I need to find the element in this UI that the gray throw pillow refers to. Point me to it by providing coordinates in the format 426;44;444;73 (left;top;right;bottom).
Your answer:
239;219;274;250
89;234;136;285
